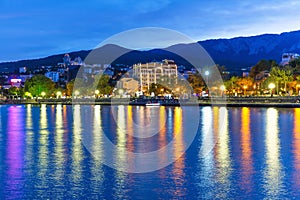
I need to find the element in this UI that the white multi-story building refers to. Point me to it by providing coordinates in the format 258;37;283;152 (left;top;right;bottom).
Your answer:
281;53;299;66
133;59;178;90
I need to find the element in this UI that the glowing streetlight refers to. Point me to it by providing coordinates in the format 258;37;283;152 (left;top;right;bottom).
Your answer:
56;91;62;98
118;89;124;97
220;85;225;97
205;71;209;87
41;92;46;98
25;92;32;99
243;85;248;96
74;90;80;97
268;83;275;89
268;83;275;97
220;85;225;91
95;89;99;99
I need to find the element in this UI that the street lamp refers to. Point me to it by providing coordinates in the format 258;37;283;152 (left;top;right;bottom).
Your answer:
41;92;46;99
268;83;275;97
297;84;300;96
56;91;62;99
74;90;80;98
118;89;124;98
95;89;99;99
205;71;209;87
220;85;225;97
243;85;248;96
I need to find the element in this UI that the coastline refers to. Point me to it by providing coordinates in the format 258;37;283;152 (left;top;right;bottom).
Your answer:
2;96;300;108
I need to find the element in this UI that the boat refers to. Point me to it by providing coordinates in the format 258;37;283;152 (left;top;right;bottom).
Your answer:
145;102;160;106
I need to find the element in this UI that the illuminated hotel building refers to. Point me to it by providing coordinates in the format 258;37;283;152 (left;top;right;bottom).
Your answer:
133;59;178;90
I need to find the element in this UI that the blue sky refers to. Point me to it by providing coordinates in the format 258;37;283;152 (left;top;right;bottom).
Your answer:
0;0;299;62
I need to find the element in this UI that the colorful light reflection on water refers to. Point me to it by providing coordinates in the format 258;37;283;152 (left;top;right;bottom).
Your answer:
0;105;300;199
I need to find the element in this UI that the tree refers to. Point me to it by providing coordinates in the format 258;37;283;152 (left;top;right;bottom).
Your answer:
24;75;55;97
236;77;254;95
281;68;293;93
269;67;293;94
217;64;228;80
8;86;23;97
66;79;74;96
66;78;85;96
249;60;278;78
93;74;113;96
289;57;300;75
224;76;239;94
187;73;204;94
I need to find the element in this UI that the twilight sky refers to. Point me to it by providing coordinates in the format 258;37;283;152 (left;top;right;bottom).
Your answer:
0;0;299;62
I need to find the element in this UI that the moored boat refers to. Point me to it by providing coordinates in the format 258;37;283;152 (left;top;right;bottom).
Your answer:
145;102;160;106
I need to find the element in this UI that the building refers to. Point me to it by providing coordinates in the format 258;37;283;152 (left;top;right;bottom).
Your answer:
19;67;27;74
281;53;299;66
116;78;139;95
63;54;71;66
255;70;270;81
20;74;33;83
133;59;178;90
45;71;60;82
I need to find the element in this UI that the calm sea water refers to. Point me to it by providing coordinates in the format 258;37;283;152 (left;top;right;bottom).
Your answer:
0;104;300;199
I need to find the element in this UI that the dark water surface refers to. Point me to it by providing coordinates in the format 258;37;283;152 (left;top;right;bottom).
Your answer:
0;104;299;199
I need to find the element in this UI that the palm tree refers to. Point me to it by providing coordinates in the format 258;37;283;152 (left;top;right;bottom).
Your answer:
269;67;283;95
269;67;293;95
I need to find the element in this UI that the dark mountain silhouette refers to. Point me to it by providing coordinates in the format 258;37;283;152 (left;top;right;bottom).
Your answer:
199;30;300;70
1;30;300;73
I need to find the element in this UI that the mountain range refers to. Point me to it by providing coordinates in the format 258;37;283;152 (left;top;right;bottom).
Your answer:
1;30;300;73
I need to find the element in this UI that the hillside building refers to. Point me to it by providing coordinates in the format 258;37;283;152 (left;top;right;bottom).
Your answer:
281;53;299;66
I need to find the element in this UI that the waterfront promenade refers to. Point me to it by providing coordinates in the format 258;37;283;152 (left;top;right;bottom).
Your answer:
2;96;300;107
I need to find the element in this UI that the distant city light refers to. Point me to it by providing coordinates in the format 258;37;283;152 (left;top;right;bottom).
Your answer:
10;78;22;83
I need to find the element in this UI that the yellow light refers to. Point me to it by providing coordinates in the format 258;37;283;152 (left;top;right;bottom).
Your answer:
25;92;32;97
220;85;226;91
56;91;62;96
268;83;275;89
41;92;46;97
74;90;80;96
95;90;99;95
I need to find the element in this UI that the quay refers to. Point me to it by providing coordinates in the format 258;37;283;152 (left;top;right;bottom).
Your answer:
1;96;300;108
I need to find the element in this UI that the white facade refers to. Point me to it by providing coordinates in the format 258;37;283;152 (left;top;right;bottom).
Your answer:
281;53;299;65
133;59;178;90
